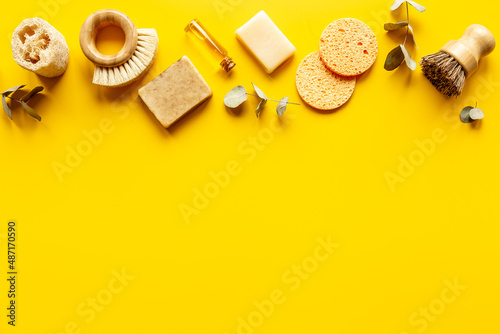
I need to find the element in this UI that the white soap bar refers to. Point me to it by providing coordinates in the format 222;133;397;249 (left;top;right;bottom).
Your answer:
235;11;296;74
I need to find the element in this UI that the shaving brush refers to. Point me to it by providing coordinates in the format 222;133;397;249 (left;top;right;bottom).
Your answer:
420;24;495;97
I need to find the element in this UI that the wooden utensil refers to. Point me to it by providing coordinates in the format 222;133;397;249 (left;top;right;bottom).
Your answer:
79;9;159;87
420;24;495;97
79;9;138;67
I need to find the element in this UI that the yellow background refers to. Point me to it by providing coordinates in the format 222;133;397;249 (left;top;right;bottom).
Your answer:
1;0;499;333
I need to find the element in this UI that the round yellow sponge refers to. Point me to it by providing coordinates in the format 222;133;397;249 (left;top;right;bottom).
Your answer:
319;18;378;76
296;51;356;110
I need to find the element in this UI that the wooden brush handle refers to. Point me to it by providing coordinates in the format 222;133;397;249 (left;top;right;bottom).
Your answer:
79;9;138;67
441;24;496;76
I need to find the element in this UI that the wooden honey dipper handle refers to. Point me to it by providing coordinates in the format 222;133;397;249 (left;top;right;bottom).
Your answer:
79;9;138;67
441;24;496;76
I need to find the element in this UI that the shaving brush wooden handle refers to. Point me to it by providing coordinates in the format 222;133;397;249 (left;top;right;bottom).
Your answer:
80;9;138;67
440;24;496;76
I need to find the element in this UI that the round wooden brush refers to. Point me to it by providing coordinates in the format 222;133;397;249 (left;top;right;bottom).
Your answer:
420;24;495;97
80;9;159;87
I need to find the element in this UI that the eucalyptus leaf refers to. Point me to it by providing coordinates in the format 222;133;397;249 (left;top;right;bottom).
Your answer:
408;24;418;48
400;44;417;70
460;106;474;123
225;83;297;117
390;0;406;10
384;21;408;31
20;101;41;121
255;99;267;118
469;108;484;120
390;0;425;12
224;85;247;108
2;85;26;97
20;86;44;102
407;0;426;12
2;95;12;119
251;82;267;101
276;97;288;116
384;45;405;70
461;106;484;123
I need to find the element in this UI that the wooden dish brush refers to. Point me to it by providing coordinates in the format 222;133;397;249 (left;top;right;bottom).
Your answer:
79;9;159;87
420;24;495;97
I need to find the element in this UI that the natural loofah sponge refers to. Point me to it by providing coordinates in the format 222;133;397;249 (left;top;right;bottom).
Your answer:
11;18;69;78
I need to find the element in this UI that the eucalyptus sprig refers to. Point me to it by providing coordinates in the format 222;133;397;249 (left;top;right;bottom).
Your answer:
384;0;425;71
2;85;44;121
224;83;299;117
460;103;484;123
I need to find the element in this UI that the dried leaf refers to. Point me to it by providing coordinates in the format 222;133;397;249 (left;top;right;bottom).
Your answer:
390;0;425;12
470;108;484;120
20;86;44;102
2;85;26;97
251;82;267;101
255;99;267;118
1;85;25;119
20;101;41;121
407;24;418;49
252;83;268;117
384;45;405;70
407;0;426;12
461;106;484;123
2;95;12;119
224;85;247;108
276;97;288;116
225;83;296;117
460;106;474;123
384;21;409;31
400;44;417;70
390;0;406;10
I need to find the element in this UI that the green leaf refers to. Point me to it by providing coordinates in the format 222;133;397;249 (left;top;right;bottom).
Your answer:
461;106;484;123
384;45;405;70
20;101;41;121
20;86;44;102
2;95;12;119
2;85;26;97
400;44;417;70
255;99;267;118
384;21;408;31
251;82;267;101
224;85;247;108
460;106;474;123
276;97;288;116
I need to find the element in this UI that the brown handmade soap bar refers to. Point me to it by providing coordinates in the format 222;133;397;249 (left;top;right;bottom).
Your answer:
139;56;212;128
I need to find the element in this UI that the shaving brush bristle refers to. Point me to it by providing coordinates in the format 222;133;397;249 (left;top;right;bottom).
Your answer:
420;51;466;98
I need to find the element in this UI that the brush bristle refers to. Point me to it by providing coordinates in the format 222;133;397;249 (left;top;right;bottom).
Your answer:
420;51;466;98
93;29;159;87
